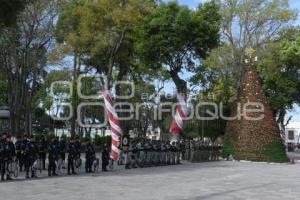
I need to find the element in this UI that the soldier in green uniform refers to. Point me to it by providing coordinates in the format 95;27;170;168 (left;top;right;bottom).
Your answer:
185;140;190;161
190;140;195;162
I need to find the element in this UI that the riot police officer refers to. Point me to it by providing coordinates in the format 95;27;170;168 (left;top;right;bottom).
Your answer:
170;141;176;165
5;135;16;180
145;140;153;167
58;137;66;165
0;134;7;181
22;135;38;178
137;140;146;168
190;140;195;162
15;136;23;171
160;141;166;165
48;137;58;176
185;140;190;161
38;137;48;170
85;139;95;173
130;141;138;169
75;137;81;159
102;143;109;172
165;141;171;165
67;138;77;175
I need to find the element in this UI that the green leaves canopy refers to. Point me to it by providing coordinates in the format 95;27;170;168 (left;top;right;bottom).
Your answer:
136;1;221;74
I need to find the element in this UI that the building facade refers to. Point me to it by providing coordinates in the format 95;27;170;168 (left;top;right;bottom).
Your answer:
285;121;300;152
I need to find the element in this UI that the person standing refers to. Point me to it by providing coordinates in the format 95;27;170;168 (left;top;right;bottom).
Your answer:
75;137;81;159
38;137;48;170
15;136;23;172
0;134;7;181
67;138;77;175
5;135;16;180
58;137;66;165
85;139;95;173
185;139;190;161
22;135;38;178
48;137;58;177
102;143;109;172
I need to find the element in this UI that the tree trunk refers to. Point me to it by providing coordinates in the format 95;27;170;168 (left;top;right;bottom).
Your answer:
170;69;187;94
70;54;78;138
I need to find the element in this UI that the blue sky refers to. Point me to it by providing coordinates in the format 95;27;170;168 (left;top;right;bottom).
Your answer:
164;0;300;121
175;0;300;15
174;0;300;24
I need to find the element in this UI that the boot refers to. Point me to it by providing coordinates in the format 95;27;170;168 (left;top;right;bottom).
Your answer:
31;172;37;178
7;175;13;180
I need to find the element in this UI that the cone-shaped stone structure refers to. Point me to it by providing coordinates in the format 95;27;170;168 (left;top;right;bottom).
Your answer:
223;62;288;163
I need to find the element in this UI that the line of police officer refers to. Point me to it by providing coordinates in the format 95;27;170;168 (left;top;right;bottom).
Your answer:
0;133;109;182
1;133;222;182
121;139;222;169
183;140;222;162
121;140;182;169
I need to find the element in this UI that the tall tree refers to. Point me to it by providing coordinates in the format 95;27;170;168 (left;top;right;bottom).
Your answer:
257;27;300;128
192;0;296;97
191;0;297;126
0;0;58;136
55;0;155;136
136;1;221;95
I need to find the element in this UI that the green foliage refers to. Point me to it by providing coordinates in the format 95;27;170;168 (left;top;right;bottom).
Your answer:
0;0;28;28
55;0;85;51
94;135;111;147
136;1;221;72
264;140;288;163
257;27;300;113
222;137;235;158
46;132;56;142
34;133;46;142
191;44;240;104
61;133;67;140
183;119;226;140
55;0;155;75
0;70;8;107
192;0;296;111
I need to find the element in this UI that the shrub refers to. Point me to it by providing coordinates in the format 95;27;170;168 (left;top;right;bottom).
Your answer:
265;140;289;163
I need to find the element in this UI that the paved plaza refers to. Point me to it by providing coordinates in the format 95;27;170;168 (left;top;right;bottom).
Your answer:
1;161;300;200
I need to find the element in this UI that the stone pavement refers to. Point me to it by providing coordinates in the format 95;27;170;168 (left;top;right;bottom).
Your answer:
1;161;300;200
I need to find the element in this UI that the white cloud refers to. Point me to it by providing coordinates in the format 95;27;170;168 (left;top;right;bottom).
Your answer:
198;0;211;3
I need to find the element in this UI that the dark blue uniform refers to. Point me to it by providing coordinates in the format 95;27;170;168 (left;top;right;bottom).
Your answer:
102;145;109;171
38;139;48;170
85;142;95;173
67;141;77;175
58;139;66;161
15;139;23;171
48;139;58;176
0;138;6;181
22;139;37;178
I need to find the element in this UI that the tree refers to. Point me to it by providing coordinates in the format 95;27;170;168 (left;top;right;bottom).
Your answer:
55;0;155;136
56;0;155;86
192;0;296;98
223;56;288;163
257;27;300;129
0;0;29;28
0;72;8;107
0;0;58;136
136;1;221;95
191;0;297;126
220;0;295;87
